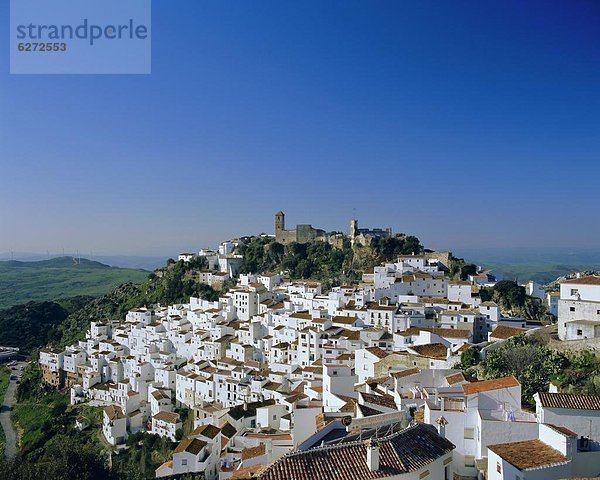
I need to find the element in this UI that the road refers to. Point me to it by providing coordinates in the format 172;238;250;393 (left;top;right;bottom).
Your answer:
1;362;25;460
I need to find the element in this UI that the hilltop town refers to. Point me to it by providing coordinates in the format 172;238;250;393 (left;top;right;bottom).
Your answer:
36;213;600;480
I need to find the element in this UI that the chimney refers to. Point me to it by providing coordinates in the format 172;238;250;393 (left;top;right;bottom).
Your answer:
366;438;379;471
436;416;449;438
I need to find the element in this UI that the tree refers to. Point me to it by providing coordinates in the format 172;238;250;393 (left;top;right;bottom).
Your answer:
460;348;479;370
459;264;477;281
482;335;568;404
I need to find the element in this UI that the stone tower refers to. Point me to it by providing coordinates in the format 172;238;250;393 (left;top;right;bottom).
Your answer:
275;211;285;233
350;218;358;239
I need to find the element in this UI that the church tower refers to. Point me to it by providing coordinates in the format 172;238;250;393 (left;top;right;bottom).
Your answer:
275;211;285;233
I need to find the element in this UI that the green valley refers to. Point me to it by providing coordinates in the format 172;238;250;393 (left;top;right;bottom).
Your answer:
0;257;149;310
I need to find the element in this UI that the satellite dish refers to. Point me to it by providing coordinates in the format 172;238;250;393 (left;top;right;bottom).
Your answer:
342;416;352;426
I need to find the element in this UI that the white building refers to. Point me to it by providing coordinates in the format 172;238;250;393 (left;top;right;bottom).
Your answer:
152;410;181;441
558;276;600;340
488;423;600;480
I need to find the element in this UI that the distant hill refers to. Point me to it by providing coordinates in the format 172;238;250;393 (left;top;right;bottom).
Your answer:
0;257;149;310
453;248;600;284
0;252;169;270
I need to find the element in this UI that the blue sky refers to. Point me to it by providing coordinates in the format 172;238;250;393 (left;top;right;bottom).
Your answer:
1;0;599;256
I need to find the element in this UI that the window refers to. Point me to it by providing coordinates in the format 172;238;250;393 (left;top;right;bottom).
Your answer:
496;462;501;473
464;456;475;467
570;307;576;312
182;459;188;466
577;329;583;336
571;288;579;295
464;428;475;439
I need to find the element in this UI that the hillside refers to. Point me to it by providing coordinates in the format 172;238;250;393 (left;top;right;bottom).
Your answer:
0;298;92;353
0;257;149;310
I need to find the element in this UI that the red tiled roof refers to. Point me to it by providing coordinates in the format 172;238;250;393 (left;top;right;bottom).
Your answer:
561;276;600;285
488;439;569;470
153;411;180;424
257;424;454;479
537;392;600;411
409;343;448;359
546;424;578;438
490;325;528;340
360;392;397;410
445;373;467;385
462;376;519;395
242;443;266;461
174;438;207;455
401;327;470;339
391;368;420;379
191;423;221;439
365;347;388;359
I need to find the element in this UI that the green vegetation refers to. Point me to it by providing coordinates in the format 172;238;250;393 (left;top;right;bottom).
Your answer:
13;364;70;451
0;299;90;353
0;364;9;454
113;432;175;480
371;236;423;261
480;280;553;322
1;363;112;479
0;364;9;400
480;334;600;405
0;257;149;310
448;255;477;280
1;435;114;480
460;348;479;370
6;364;178;480
237;235;423;286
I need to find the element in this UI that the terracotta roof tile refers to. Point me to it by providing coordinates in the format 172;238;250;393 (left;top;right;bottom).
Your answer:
488;439;569;470
360;392;397;410
408;343;448;359
257;424;454;479
153;411;180;424
537;392;600;411
242;443;266;461
445;373;467;385
365;346;388;359
391;368;420;379
462;376;519;395
561;276;600;285
191;423;221;439
400;327;470;339
174;438;207;455
490;325;528;340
